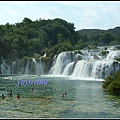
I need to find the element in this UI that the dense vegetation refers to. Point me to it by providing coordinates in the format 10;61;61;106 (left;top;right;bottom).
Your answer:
0;17;120;61
102;71;120;95
77;27;120;46
0;17;79;60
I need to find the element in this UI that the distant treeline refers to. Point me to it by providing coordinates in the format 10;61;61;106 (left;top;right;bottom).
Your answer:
0;17;120;60
77;27;120;47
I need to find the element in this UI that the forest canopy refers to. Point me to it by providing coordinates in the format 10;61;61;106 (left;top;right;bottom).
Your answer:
0;17;120;60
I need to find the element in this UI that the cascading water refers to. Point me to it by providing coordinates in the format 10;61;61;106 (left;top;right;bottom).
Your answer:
106;51;120;60
0;45;120;80
49;46;120;79
0;57;46;75
32;58;44;75
24;59;30;74
49;51;77;75
0;59;11;74
70;60;93;79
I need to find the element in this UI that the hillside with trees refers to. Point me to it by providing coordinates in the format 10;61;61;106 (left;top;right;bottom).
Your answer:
0;17;120;61
0;17;79;61
77;27;120;47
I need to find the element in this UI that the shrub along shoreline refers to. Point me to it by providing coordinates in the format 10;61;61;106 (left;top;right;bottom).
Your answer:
102;71;120;95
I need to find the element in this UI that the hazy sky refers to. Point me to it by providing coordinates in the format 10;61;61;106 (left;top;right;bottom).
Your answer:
0;1;120;31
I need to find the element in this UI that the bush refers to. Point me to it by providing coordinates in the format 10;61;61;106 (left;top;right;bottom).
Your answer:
107;81;120;94
102;71;120;95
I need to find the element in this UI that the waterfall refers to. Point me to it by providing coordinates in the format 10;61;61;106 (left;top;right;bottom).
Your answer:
32;58;43;75
91;60;118;79
0;59;11;74
62;62;75;76
62;60;119;79
49;46;120;79
24;59;30;74
106;50;120;60
12;61;17;74
0;57;46;75
0;45;120;80
70;60;93;78
49;51;77;75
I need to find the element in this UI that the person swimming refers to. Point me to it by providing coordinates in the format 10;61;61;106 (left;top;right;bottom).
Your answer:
62;93;64;97
62;92;67;97
16;94;20;99
31;88;33;92
2;94;6;99
9;90;12;97
64;92;67;95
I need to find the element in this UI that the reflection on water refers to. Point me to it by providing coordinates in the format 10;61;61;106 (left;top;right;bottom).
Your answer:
0;75;120;118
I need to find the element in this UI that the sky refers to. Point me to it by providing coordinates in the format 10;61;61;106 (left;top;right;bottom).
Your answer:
0;1;120;31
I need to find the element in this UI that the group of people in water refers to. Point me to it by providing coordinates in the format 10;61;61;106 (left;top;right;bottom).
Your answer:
2;88;67;99
1;90;20;100
1;87;34;100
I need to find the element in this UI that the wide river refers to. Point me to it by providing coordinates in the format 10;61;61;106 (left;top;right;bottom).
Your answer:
0;75;120;118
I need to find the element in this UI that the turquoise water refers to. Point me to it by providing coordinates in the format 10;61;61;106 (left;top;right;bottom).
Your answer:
0;75;120;118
